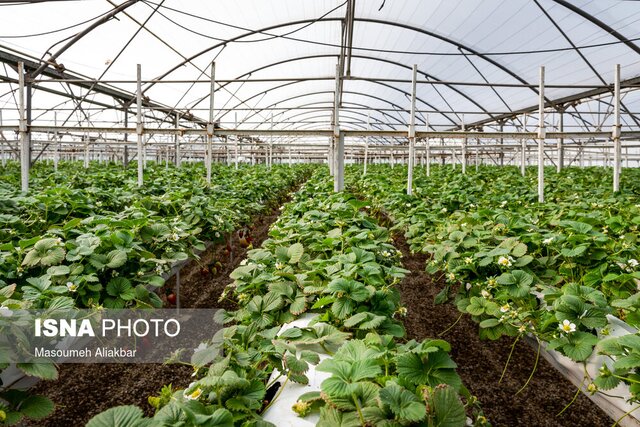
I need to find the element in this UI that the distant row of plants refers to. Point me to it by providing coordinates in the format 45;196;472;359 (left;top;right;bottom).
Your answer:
349;164;640;403
0;161;312;425
88;169;489;427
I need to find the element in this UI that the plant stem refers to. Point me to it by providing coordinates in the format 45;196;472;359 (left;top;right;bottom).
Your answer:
612;404;640;427
516;337;540;395
352;393;366;426
261;372;290;414
557;378;585;417
499;334;520;384
438;312;463;336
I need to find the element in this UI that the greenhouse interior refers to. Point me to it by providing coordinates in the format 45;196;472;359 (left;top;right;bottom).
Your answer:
2;1;640;426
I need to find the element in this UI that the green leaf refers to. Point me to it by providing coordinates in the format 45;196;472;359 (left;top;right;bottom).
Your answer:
105;249;128;269
18;395;54;420
511;242;527;257
288;243;304;264
17;362;58;380
86;405;150;427
431;385;466;427
613;354;640;371
379;383;426;422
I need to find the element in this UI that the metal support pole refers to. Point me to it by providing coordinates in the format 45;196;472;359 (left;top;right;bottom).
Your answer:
123;112;129;168
613;63;621;192
136;64;143;187
269;113;273;168
475;138;479;172
407;64;417;195
0;110;4;167
521;114;527;176
499;121;504;167
335;131;344;191
84;132;89;169
206;62;215;184
175;114;181;167
18;62;29;192
333;63;343;191
53;112;59;171
537;66;545;203
363;113;369;176
557;108;564;172
234;112;239;170
461;114;467;174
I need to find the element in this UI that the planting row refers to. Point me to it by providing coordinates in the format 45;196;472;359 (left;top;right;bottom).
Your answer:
349;164;640;404
0;162;311;425
87;169;489;427
0;162;312;310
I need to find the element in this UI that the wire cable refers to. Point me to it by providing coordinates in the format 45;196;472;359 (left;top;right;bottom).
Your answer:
143;0;640;57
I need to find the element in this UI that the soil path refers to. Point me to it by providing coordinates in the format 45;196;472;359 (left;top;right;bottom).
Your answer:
27;204;286;426
394;232;613;427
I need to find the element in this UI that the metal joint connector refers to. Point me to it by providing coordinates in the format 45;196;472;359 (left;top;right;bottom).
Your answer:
612;125;621;139
537;127;546;139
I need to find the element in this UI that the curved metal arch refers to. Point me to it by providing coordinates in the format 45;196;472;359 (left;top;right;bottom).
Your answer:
221;78;459;127
552;0;640;56
271;106;385;130
272;109;389;134
277;109;405;145
31;0;140;79
266;100;394;131
147;17;535;98
229;87;424;129
260;98;406;130
177;54;493;123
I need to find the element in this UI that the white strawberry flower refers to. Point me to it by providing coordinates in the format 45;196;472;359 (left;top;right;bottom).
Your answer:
628;259;638;268
66;282;78;292
481;290;491;299
543;237;554;245
559;319;576;334
497;256;512;267
500;303;510;313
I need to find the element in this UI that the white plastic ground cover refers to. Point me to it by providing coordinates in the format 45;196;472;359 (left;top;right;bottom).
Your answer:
262;313;330;426
526;315;640;427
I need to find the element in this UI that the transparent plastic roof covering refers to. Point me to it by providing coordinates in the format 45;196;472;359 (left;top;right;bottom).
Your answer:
1;0;640;135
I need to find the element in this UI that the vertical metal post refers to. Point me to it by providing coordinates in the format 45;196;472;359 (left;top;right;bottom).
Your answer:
613;63;621;192
499;120;504;167
521;113;527;176
425;116;431;176
84;132;89;169
175;114;181;167
234;112;239;169
207;62;215;184
53;112;59;171
557;107;564;172
475;138;479;172
461;114;467;174
269;113;273;168
333;63;344;191
407;64;417;195
0;110;4;167
123;112;129;168
537;66;545;203
18;62;29;192
363;113;369;176
335;132;344;191
136;64;143;187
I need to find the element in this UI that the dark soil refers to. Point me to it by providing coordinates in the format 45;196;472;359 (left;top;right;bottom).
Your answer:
26;206;285;427
393;233;613;427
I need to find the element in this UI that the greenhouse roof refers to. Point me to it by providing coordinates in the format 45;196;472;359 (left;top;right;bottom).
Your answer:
1;0;640;134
